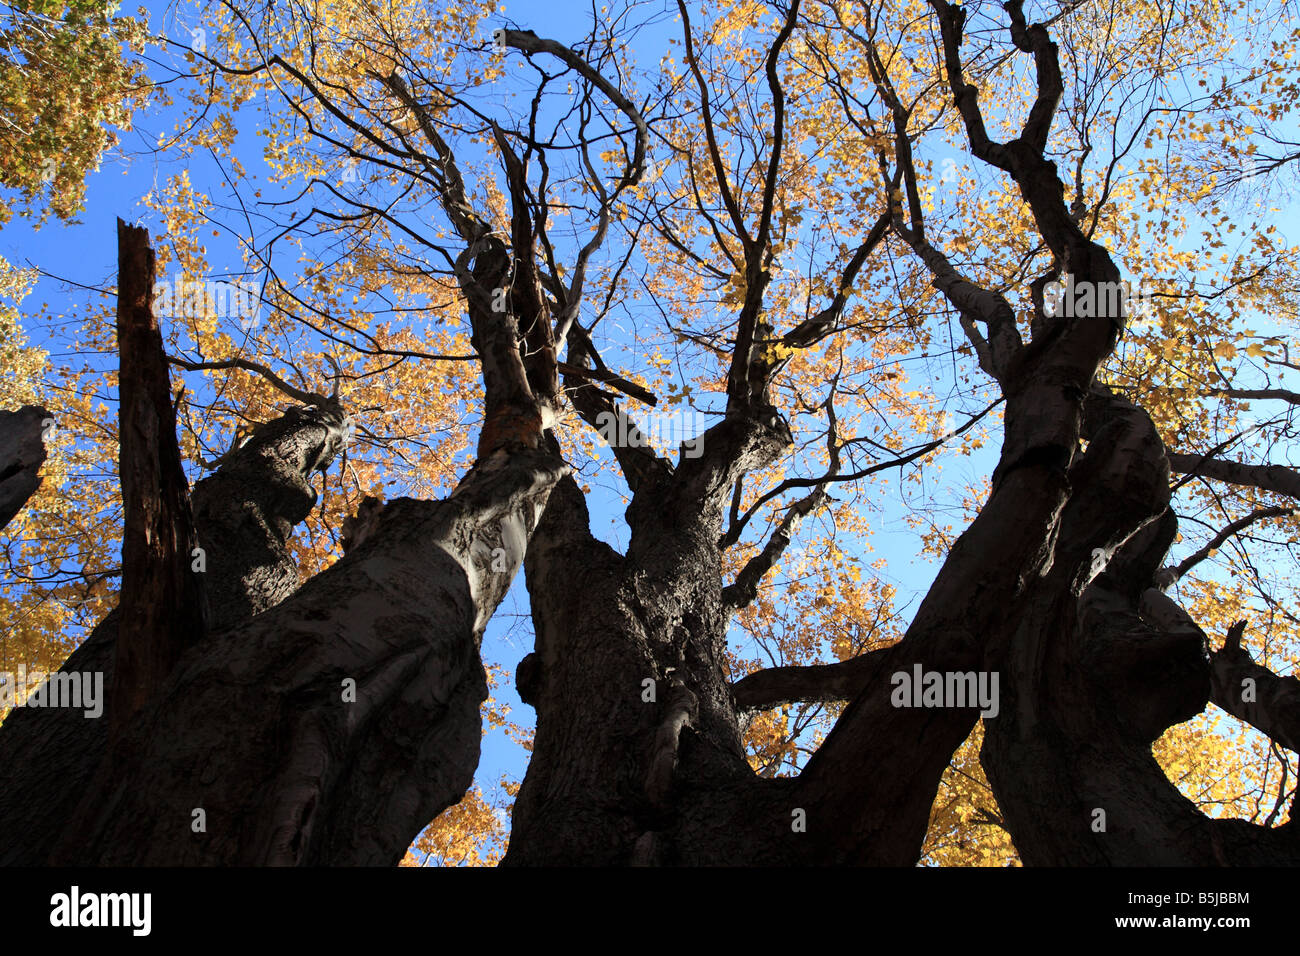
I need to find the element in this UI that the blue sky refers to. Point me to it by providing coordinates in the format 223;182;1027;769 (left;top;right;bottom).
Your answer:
4;0;1297;860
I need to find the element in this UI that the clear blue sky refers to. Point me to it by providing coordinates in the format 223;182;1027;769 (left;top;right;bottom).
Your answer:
4;0;1295;860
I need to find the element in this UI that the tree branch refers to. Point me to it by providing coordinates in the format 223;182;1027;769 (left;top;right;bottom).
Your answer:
167;355;335;410
722;486;828;612
1205;386;1300;406
732;646;892;711
1163;506;1293;584
1210;621;1300;754
1167;452;1300;500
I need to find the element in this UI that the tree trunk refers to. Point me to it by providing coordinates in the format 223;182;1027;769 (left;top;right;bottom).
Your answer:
505;407;984;865
0;222;569;866
505;468;763;865
111;219;208;737
46;447;564;865
979;390;1300;864
0;401;353;865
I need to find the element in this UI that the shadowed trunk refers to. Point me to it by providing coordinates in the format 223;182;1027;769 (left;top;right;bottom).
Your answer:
973;391;1282;864
0;402;356;865
49;444;564;864
111;219;208;738
0;405;50;530
505;422;780;865
1;220;568;865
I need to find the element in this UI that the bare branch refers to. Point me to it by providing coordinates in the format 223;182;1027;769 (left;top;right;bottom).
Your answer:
1206;386;1300;406
1163;506;1294;584
1210;621;1300;754
1167;453;1300;500
167;356;335;410
722;486;828;613
732;646;892;712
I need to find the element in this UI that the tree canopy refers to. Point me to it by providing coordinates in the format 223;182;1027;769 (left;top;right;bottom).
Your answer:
1;0;1298;867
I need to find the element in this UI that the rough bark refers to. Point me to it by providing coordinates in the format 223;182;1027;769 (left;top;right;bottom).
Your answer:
874;0;1300;866
506;404;1038;865
0;224;393;865
0;403;352;865
505;414;792;866
0;404;50;530
45;446;564;865
1210;624;1300;756
12;178;567;864
190;403;351;630
111;219;208;737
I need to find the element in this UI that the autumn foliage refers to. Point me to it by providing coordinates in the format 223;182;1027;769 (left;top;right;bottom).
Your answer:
2;0;1298;865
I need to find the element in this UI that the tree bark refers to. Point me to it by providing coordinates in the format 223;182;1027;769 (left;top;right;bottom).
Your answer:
111;219;208;738
978;391;1300;864
2;218;568;865
47;445;564;865
0;405;50;530
190;403;350;630
504;414;792;865
0;401;352;865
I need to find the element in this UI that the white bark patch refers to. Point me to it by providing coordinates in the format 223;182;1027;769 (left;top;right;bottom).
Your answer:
498;509;529;570
463;505;531;632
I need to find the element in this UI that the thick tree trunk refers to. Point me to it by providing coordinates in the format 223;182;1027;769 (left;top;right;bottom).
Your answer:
506;476;758;865
44;446;564;865
0;612;118;866
0;402;352;865
2;219;568;865
503;412;791;865
501;386;973;865
979;391;1300;864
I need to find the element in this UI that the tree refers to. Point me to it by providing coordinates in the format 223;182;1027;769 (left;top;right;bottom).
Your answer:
0;0;1297;865
0;0;151;225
